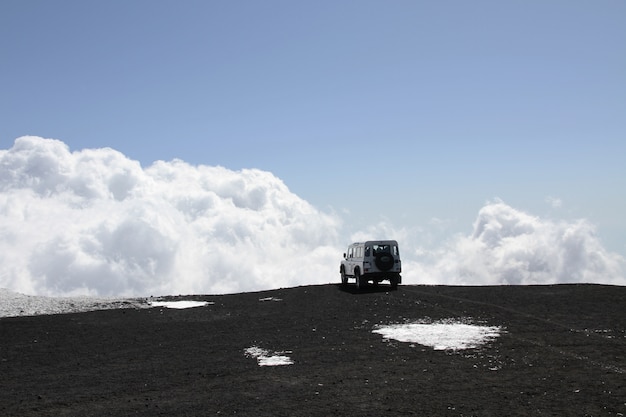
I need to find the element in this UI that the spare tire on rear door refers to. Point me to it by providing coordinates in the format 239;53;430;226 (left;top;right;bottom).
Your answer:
375;253;394;271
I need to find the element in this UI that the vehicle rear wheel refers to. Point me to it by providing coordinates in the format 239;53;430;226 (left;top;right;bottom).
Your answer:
340;269;348;286
390;275;399;290
355;269;363;290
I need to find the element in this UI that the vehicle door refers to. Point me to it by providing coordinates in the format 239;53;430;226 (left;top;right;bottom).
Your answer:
347;246;355;275
352;245;361;275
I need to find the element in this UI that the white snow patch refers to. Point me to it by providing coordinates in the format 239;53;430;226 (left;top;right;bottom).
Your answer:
259;297;282;302
373;320;503;351
245;346;294;366
0;288;146;318
149;300;212;309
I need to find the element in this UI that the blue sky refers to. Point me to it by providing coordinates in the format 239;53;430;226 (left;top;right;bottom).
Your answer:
2;0;625;257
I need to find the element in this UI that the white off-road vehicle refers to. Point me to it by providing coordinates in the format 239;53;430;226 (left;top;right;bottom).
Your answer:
340;240;402;290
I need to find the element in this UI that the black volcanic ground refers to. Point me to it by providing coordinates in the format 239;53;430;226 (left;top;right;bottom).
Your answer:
1;284;625;416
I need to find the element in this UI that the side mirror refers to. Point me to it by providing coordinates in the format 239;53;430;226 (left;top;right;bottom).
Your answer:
343;253;346;259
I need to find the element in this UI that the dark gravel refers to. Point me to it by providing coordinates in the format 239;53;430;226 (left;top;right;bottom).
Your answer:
1;284;625;416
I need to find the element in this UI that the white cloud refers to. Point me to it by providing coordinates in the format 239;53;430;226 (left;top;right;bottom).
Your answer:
404;200;626;286
1;137;623;297
545;196;563;209
0;137;341;296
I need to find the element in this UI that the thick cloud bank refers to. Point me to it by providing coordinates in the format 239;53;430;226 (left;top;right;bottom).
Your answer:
1;137;624;297
407;201;625;286
0;137;341;296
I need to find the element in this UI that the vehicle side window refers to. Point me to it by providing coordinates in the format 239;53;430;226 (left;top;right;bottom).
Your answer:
348;247;353;258
392;246;399;256
364;246;370;257
357;246;362;258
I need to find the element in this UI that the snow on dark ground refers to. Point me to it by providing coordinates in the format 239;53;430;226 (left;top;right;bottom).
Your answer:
0;289;221;317
0;288;148;318
0;288;502;353
1;284;625;416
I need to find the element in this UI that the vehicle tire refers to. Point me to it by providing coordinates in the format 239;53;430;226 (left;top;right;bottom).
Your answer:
375;253;394;271
355;269;363;290
390;275;399;290
340;268;348;286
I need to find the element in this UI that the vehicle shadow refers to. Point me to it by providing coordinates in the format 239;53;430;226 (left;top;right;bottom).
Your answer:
335;283;398;295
